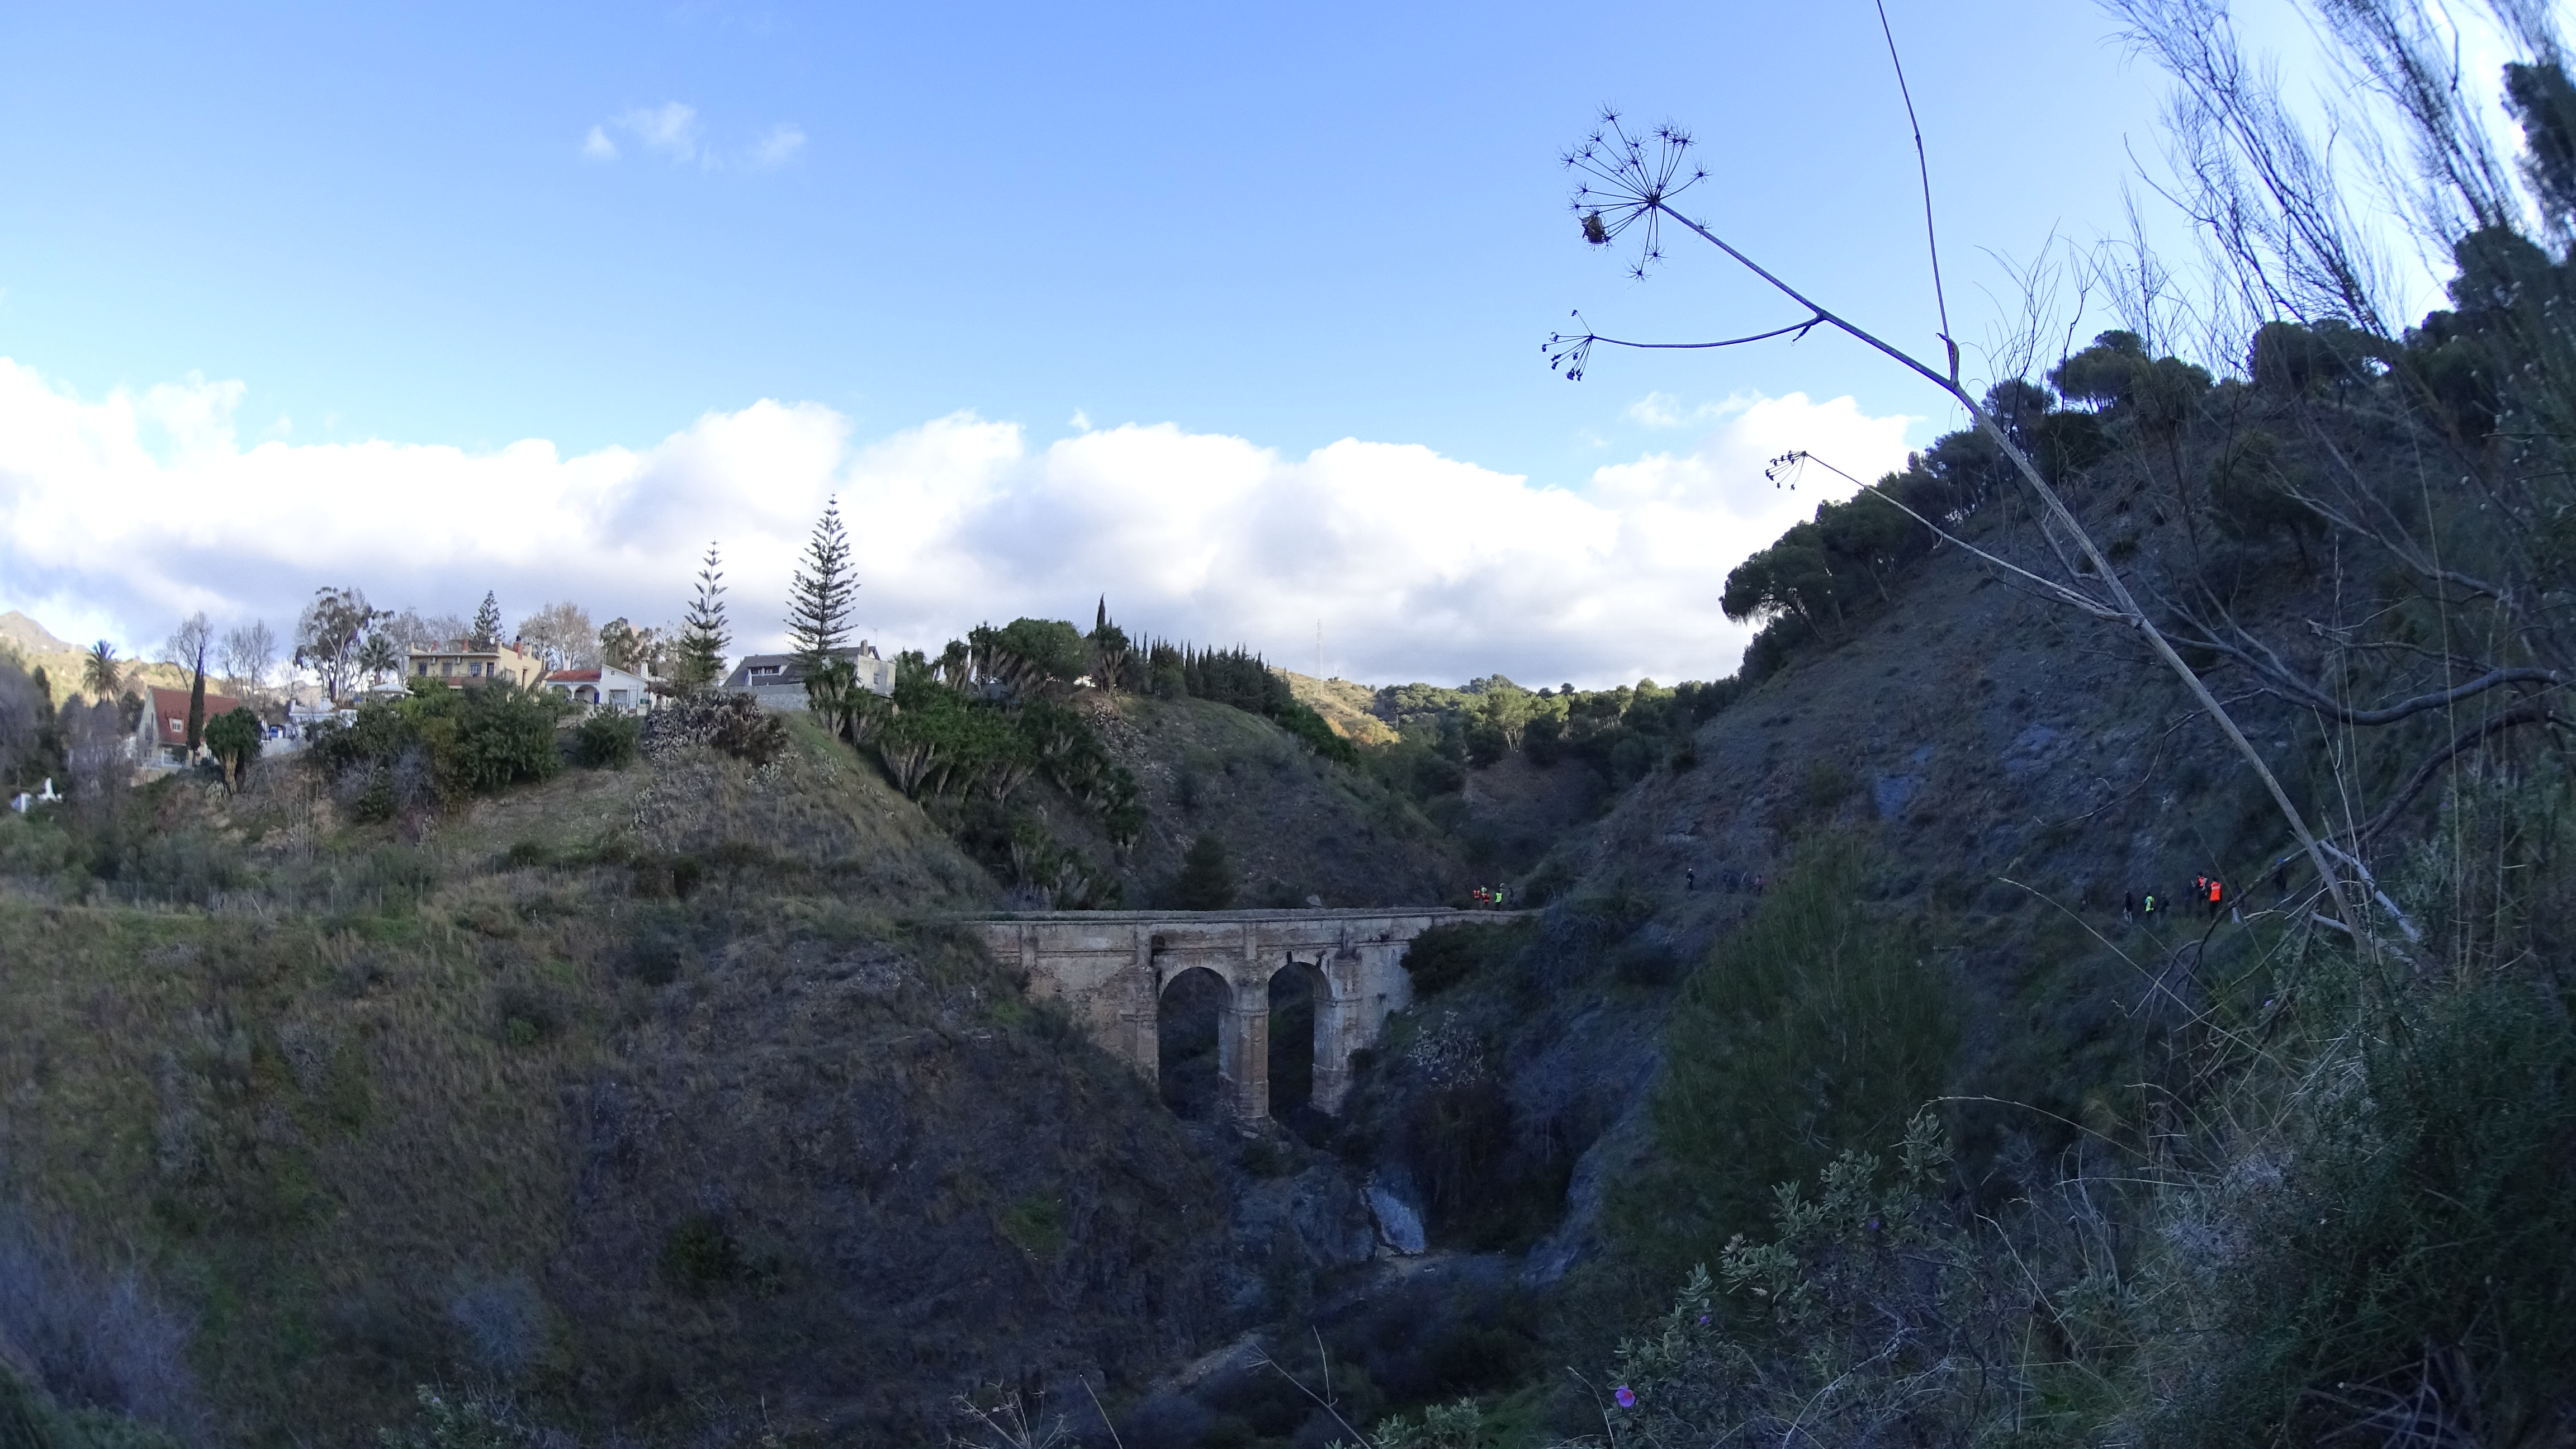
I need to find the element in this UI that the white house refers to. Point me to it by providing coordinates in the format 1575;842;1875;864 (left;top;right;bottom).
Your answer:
544;664;657;713
721;645;893;711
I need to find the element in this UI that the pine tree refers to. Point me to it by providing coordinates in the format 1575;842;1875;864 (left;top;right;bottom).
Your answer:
470;591;503;650
784;499;856;673
678;543;731;694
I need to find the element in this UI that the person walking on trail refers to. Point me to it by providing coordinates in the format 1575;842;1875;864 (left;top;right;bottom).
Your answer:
1686;866;1697;893
2123;892;2135;925
2208;877;2224;919
1494;886;1508;908
2143;891;2158;921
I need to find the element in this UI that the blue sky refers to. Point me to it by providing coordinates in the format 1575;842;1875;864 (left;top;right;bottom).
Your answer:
0;1;2382;686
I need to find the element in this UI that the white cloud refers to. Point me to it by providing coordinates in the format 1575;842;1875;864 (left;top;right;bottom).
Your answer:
744;123;806;171
0;358;1917;688
615;102;702;164
584;103;805;172
1624;391;1753;429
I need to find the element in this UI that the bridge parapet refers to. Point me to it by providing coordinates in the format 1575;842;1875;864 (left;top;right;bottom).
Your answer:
962;908;1530;1120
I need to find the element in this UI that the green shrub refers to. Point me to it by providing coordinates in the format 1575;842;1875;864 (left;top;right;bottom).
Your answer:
1792;756;1857;812
996;1194;1066;1257
639;692;787;766
1173;834;1235;910
1399;921;1528;996
201;705;262;792
1614;839;1957;1280
2149;977;2576;1445
659;1211;744;1295
568;712;640;769
309;680;566;812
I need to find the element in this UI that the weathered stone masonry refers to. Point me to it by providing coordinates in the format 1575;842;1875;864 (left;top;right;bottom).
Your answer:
965;909;1498;1121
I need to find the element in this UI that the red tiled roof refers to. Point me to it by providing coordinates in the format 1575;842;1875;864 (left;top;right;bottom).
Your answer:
144;685;245;746
548;669;602;683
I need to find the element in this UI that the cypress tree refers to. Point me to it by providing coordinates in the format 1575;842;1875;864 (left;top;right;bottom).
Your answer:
785;498;856;673
184;643;207;754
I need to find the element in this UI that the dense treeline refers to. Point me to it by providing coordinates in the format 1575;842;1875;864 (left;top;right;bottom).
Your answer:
1360;674;1740;808
1139;639;1358;764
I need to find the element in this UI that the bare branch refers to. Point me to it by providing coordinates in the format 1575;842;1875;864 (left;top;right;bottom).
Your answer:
2354;702;2563;841
1546;312;1825;382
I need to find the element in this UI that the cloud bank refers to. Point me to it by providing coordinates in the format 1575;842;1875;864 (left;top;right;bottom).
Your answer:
0;359;1916;688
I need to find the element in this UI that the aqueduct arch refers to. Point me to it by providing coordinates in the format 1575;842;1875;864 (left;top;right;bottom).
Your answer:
967;908;1502;1121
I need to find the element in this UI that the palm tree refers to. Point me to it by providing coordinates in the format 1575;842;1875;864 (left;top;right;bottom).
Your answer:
356;632;402;688
81;641;121;700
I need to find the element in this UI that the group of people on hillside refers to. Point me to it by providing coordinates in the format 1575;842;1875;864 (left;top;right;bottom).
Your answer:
1471;884;1509;908
2124;873;2234;925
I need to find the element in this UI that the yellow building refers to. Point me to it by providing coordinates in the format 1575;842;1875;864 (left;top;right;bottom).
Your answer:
405;640;547;689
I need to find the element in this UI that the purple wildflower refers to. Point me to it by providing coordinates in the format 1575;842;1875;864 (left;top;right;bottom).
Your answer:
1614;1386;1636;1409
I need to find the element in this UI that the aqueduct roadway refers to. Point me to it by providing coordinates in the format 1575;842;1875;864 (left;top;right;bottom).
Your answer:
964;908;1519;1121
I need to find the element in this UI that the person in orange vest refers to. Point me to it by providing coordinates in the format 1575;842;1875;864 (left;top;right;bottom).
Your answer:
2208;876;2224;918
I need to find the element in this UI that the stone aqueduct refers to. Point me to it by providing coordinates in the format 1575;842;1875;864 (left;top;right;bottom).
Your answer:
965;908;1507;1121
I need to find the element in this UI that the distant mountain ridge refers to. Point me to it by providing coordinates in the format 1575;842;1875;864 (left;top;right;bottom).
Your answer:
0;611;74;657
0;610;190;700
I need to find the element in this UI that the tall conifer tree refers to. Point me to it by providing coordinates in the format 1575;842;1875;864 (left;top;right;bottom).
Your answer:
784;499;856;673
678;543;731;693
470;591;503;650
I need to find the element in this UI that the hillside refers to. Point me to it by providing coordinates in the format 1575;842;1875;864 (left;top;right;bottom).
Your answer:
1072;690;1461;907
1276;670;1398;747
1272;323;2576;1443
0;719;1265;1444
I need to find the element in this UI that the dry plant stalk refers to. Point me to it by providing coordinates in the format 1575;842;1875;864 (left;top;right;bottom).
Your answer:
1552;111;2370;950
